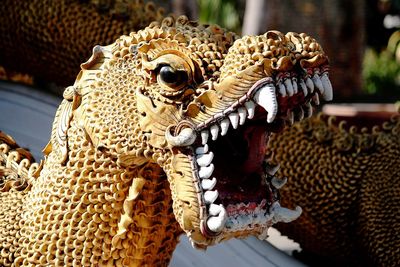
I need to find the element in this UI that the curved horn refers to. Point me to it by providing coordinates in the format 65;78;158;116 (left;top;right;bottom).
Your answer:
165;126;197;147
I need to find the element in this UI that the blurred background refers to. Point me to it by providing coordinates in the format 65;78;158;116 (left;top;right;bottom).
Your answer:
1;0;400;104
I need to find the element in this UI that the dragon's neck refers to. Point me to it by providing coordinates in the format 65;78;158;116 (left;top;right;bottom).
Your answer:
17;124;181;266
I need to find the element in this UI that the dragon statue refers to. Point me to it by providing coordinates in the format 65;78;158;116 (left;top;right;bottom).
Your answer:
3;1;398;267
0;7;333;267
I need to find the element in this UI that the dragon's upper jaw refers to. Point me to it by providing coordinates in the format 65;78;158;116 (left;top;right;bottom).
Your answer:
177;67;332;245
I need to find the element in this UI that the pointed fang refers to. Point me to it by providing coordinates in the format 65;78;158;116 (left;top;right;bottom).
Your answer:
321;73;333;101
228;113;239;129
312;74;324;95
306;77;314;93
271;203;302;223
271;176;287;189
253;84;278;123
266;163;280;176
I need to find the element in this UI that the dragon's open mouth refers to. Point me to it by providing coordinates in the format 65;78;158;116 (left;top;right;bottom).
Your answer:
187;68;332;241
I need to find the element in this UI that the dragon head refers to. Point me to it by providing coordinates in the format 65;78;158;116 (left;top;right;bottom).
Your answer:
71;16;332;248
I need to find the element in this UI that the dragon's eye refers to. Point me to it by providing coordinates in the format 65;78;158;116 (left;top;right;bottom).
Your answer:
157;65;188;90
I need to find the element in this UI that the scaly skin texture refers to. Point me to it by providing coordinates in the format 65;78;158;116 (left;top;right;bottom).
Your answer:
0;0;165;86
0;16;331;266
268;112;400;267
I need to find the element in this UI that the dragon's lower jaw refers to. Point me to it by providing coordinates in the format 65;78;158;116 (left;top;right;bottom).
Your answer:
186;73;332;245
192;118;304;244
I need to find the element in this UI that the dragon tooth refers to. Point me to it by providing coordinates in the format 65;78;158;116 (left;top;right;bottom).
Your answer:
299;79;308;97
195;144;209;155
284;79;294;96
244;101;255;119
312;93;320;105
207;213;226;233
199;164;214;179
266;163;280;176
208;203;224;216
312;74;324;95
292;78;298;94
271;202;302;223
219;119;230;136
320;73;333;101
287;110;294;125
304;102;313;118
305;77;314;93
278;81;287;97
201;130;209;145
228;112;239;129
201;177;217;190
196;152;214;167
295;107;304;121
271;176;287;189
207;205;227;232
238;107;247;125
253;84;278;123
210;125;219;141
204;190;219;204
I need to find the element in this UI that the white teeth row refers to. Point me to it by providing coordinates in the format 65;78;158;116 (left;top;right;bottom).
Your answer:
284;100;314;126
310;72;333;101
196;145;219;202
195;143;299;233
199;72;333;145
278;77;302;98
200;84;280;145
278;72;332;101
195;144;227;233
200;98;261;145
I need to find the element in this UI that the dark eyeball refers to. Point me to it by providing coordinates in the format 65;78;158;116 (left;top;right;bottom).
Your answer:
158;65;188;88
159;66;177;84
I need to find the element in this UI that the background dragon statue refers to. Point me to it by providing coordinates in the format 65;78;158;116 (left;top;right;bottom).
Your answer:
0;3;332;266
270;111;400;267
1;1;398;267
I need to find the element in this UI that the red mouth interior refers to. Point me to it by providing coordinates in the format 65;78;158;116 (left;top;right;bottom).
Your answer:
208;93;309;209
210;114;281;206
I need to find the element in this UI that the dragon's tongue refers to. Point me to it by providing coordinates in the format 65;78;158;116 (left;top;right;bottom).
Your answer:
242;125;268;174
